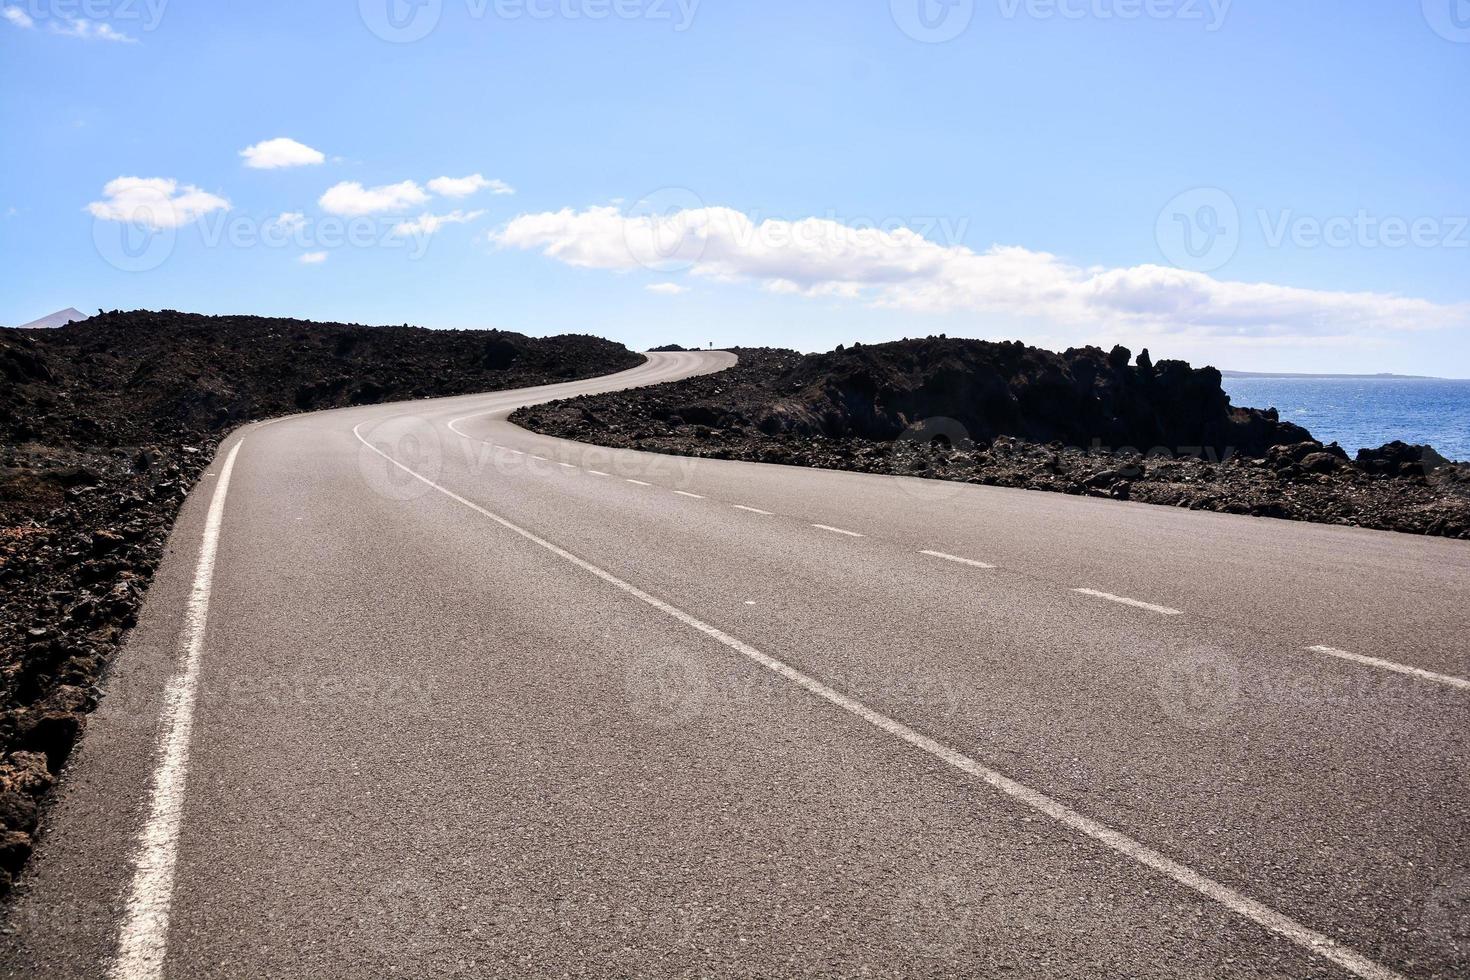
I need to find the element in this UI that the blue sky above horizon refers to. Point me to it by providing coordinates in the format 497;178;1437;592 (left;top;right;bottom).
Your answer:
2;1;1468;375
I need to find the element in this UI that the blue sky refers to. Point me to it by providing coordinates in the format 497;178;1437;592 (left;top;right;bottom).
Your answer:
2;0;1467;374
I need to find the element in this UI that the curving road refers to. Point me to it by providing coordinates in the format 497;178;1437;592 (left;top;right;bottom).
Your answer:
3;351;1468;979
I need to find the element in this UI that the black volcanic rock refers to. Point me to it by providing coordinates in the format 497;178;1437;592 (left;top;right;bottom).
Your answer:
758;338;1310;455
513;341;1469;540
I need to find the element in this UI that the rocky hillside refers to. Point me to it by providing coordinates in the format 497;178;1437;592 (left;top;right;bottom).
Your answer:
1;310;640;447
720;338;1311;455
0;311;642;892
514;340;1470;538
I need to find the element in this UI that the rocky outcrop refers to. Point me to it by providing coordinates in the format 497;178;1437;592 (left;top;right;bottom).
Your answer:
514;343;1470;540
724;338;1311;457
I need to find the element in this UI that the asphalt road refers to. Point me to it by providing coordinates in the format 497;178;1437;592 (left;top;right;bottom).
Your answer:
3;351;1468;979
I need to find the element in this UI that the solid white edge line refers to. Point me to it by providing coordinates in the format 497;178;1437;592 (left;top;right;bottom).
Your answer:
1307;645;1470;691
812;523;864;538
108;439;244;980
673;490;704;498
920;549;996;570
732;505;773;515
350;422;1407;980
1073;588;1183;617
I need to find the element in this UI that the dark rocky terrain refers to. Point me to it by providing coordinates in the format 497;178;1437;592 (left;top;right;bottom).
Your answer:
0;310;642;890
514;340;1470;539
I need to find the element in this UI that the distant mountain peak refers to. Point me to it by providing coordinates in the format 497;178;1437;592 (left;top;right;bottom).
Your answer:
13;308;85;330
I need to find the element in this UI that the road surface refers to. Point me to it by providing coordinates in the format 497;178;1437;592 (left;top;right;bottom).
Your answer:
3;351;1468;979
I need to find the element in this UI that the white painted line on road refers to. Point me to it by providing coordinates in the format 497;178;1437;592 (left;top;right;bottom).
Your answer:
1307;645;1470;691
812;523;864;538
588;470;610;477
1073;588;1183;617
108;439;244;980
732;504;773;515
626;478;652;486
531;455;548;461
920;550;996;570
673;490;704;498
352;424;1407;980
558;462;576;469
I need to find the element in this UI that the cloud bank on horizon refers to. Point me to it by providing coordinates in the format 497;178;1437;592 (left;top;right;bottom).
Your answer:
493;204;1469;349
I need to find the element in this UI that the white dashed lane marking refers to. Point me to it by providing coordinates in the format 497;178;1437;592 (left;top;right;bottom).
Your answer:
1073;588;1183;617
1307;646;1470;691
920;550;996;570
812;524;864;538
626;479;652;486
355;422;1409;980
733;505;773;515
673;490;705;499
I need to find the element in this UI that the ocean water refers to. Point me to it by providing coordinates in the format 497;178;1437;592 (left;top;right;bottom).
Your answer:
1220;378;1470;462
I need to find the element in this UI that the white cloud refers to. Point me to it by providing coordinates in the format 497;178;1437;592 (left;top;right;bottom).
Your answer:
392;210;485;236
299;251;328;265
645;282;688;295
50;17;135;41
86;177;229;229
318;180;428;216
428;174;514;198
493;204;1470;345
271;211;307;233
241;137;326;170
3;7;34;28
